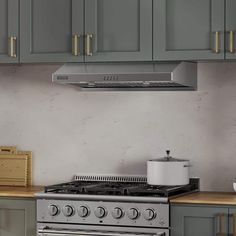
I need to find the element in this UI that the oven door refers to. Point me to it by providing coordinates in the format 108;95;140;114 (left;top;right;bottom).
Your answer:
37;227;168;236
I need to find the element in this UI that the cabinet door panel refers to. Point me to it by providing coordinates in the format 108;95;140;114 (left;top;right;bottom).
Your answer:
32;1;71;53
0;199;36;236
0;0;19;63
20;0;84;62
154;0;225;61
226;0;236;59
171;205;228;236
229;208;236;236
0;0;8;56
85;0;152;62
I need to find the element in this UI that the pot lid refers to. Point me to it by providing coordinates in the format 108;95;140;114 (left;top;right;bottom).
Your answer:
149;150;188;162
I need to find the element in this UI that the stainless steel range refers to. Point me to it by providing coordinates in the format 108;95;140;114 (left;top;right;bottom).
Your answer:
36;175;199;236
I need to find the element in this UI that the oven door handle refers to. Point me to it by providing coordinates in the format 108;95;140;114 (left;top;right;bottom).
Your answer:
38;228;166;236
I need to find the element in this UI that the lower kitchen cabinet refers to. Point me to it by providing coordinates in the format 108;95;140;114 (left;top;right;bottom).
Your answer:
171;204;229;236
229;208;236;236
0;198;36;236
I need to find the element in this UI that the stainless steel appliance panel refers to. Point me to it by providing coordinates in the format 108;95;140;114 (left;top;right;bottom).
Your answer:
37;199;169;228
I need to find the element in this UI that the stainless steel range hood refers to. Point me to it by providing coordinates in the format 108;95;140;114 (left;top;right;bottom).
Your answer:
52;62;197;91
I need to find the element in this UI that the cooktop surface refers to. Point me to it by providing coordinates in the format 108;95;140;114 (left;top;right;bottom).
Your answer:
44;178;199;198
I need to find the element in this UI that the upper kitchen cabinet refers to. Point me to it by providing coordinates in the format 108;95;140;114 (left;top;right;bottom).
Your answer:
226;0;236;59
20;0;84;63
153;0;225;61
84;0;152;62
0;0;19;63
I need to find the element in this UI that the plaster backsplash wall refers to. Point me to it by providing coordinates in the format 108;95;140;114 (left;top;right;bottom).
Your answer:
0;63;236;191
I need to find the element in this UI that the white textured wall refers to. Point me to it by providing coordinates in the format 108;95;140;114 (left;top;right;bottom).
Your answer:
0;63;236;191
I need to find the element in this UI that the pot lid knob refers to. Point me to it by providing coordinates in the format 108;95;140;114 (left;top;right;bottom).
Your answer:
166;150;172;160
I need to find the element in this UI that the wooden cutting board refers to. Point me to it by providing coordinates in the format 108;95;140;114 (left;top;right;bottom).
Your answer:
0;154;28;186
17;151;32;186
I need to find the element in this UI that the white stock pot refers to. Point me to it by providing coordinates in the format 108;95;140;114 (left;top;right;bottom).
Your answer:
147;150;190;186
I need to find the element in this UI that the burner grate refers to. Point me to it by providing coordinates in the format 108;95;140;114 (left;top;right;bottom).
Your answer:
127;183;193;197
44;178;199;198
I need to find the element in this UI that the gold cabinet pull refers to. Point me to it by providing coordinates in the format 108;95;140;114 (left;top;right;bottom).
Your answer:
8;36;17;58
213;31;220;54
229;31;235;54
233;213;236;236
217;213;226;236
72;34;80;56
86;34;93;56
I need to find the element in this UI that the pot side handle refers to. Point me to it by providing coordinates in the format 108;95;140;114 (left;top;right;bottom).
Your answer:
183;165;192;167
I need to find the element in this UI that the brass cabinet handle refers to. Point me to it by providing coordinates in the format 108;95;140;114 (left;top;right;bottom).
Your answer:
228;31;235;54
213;31;220;54
8;36;17;58
72;34;80;56
232;213;236;236
216;213;226;236
86;33;93;56
219;213;223;235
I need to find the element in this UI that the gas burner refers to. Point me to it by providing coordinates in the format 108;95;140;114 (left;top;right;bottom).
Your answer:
45;181;146;195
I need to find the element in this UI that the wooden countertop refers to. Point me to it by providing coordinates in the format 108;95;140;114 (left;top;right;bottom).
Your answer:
0;186;43;198
170;192;236;205
1;188;235;204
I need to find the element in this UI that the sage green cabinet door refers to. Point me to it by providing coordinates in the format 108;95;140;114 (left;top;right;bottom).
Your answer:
0;0;19;63
0;199;36;236
153;0;225;61
171;205;228;236
229;208;236;236
85;0;152;62
20;0;84;63
226;0;236;59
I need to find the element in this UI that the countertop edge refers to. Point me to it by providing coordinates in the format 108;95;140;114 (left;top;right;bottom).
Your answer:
170;192;236;206
0;186;44;198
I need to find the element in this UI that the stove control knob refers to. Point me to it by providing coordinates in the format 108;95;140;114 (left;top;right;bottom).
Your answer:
63;205;74;217
127;208;140;220
111;207;124;219
48;204;60;216
94;207;107;218
143;209;156;221
78;206;90;218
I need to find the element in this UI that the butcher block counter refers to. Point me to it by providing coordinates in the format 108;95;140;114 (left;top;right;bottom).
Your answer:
0;186;43;198
170;192;236;205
